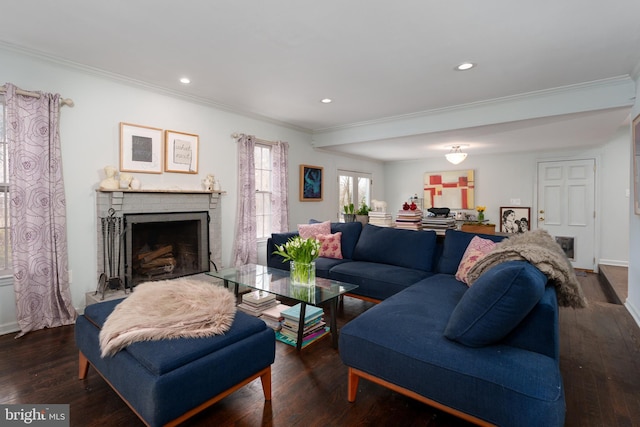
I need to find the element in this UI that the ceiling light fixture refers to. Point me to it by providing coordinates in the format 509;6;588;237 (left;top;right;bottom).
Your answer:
455;62;475;71
320;98;332;104
445;145;468;164
179;77;191;84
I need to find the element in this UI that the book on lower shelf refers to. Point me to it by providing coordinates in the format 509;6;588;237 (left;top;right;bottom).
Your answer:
237;291;280;317
275;303;328;348
280;303;324;323
259;303;291;331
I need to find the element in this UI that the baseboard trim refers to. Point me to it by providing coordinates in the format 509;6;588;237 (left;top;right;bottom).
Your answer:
0;321;19;336
598;259;629;267
625;300;640;329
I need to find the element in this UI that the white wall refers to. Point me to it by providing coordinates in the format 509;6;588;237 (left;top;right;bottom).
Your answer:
0;47;384;333
626;75;640;326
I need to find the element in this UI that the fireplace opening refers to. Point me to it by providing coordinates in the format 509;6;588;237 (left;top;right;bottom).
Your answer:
124;211;210;288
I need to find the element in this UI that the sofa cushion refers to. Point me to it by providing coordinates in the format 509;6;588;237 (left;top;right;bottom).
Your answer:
444;261;547;347
352;224;437;271
455;236;497;284
310;220;362;259
317;232;343;259
437;229;505;274
298;220;330;239
329;261;433;301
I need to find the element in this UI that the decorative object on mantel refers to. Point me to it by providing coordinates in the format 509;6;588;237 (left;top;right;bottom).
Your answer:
130;177;141;190
119;172;133;189
100;165;119;190
165;129;199;174
120;122;163;174
202;174;215;192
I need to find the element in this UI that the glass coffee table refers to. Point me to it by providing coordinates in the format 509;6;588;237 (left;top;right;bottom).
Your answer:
206;264;358;351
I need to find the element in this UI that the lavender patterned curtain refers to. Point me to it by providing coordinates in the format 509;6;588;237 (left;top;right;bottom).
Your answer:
232;134;257;266
271;141;289;233
5;83;77;337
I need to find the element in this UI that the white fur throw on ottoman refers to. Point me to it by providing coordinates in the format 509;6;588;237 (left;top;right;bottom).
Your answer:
99;278;236;357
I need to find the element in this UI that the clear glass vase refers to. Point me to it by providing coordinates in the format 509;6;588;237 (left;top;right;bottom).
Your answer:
290;261;316;286
477;212;485;221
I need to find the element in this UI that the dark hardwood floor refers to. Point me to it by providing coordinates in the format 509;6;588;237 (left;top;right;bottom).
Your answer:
1;271;639;427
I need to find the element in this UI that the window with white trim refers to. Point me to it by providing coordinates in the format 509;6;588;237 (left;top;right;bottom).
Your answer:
255;143;272;239
0;95;11;275
338;170;371;220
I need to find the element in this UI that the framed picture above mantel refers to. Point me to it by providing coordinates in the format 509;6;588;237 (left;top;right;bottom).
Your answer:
120;122;163;174
165;130;199;174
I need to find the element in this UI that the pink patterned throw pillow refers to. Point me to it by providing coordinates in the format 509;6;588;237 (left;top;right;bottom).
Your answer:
298;220;331;239
455;236;497;285
316;232;343;259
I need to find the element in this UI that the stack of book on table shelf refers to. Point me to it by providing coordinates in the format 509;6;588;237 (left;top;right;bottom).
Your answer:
259;303;291;331
368;211;394;227
395;209;423;230
275;303;329;348
237;290;279;317
422;215;456;234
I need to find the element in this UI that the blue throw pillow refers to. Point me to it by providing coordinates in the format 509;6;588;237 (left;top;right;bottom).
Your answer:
444;260;547;347
437;229;505;274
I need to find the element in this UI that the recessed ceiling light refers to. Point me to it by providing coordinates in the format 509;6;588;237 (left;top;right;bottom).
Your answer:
320;98;332;104
180;77;191;84
455;62;476;71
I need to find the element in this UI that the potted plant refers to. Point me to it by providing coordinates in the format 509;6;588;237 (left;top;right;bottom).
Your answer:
355;201;370;225
272;236;321;285
343;203;356;222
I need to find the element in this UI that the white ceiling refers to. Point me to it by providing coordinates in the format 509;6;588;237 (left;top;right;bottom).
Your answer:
1;1;639;161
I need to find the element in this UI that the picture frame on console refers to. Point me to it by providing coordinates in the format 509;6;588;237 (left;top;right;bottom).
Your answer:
165;130;199;174
633;113;640;215
300;164;323;201
499;206;530;234
120;122;163;174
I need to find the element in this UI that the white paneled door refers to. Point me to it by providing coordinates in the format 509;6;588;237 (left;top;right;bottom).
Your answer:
537;159;596;270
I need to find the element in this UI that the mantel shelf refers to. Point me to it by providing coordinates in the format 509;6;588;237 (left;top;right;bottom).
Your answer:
97;188;226;195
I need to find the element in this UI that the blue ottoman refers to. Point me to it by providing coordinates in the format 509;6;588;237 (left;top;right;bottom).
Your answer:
75;298;275;427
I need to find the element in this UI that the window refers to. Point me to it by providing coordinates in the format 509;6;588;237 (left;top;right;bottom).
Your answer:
0;95;10;276
255;143;272;239
338;170;371;220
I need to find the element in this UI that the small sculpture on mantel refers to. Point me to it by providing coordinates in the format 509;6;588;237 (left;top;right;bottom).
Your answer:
100;165;119;190
119;172;133;189
202;174;215;192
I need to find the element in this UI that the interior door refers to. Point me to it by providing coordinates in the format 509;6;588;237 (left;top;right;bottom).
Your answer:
537;159;596;270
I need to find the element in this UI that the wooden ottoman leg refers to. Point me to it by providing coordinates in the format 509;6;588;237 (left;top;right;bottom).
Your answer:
260;366;272;401
78;351;90;379
347;367;359;402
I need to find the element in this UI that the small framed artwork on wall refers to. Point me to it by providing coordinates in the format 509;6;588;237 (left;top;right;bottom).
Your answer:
500;207;531;234
300;164;323;201
165;130;199;173
120;122;163;173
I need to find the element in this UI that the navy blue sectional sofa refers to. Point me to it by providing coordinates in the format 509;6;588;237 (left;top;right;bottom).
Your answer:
267;224;566;426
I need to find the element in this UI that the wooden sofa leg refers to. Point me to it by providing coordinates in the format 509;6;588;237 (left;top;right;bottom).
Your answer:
78;351;90;379
347;367;359;402
260;366;272;401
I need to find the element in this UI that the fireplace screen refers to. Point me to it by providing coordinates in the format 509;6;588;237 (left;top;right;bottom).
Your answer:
124;211;210;287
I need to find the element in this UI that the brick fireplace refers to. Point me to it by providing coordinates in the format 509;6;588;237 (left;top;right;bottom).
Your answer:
96;190;222;289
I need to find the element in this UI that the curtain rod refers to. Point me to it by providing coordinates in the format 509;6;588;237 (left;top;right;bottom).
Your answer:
0;86;74;107
231;133;277;146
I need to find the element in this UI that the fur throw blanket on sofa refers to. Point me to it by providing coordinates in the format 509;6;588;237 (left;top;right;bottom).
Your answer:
99;278;237;357
466;229;587;308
